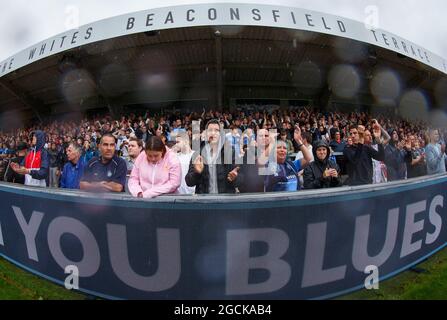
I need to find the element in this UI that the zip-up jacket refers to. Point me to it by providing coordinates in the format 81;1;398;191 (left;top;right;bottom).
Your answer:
128;147;181;198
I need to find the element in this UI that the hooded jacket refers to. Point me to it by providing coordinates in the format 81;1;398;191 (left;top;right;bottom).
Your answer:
21;130;50;183
128;147;181;198
384;129;412;181
303;140;342;189
343;139;385;186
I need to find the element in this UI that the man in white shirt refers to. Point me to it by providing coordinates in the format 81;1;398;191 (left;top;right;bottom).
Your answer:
173;133;196;194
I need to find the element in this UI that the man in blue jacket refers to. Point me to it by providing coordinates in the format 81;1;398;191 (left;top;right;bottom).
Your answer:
60;143;85;189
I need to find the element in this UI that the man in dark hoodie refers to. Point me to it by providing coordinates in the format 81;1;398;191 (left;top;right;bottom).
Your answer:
303;140;342;189
343;124;385;186
384;128;412;181
10;130;50;187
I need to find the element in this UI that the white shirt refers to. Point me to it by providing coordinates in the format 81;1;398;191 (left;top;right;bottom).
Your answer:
295;145;314;162
371;144;387;184
177;151;196;194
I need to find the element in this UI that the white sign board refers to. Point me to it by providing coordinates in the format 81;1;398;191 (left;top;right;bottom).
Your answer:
0;3;446;77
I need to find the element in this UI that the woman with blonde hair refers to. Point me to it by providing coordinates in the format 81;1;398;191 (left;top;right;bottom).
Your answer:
425;129;446;175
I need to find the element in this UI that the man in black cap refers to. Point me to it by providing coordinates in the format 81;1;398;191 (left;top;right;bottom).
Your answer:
4;142;28;184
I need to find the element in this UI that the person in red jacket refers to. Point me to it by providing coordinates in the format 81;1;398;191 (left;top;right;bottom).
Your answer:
10;130;49;187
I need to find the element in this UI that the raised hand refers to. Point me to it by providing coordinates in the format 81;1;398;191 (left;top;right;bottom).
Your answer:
194;155;205;174
372;125;382;141
358;125;365;136
404;139;412;151
294;125;303;144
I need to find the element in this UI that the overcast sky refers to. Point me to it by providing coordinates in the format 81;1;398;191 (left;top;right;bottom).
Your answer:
1;0;446;62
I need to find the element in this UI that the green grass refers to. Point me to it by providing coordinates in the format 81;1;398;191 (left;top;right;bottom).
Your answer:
339;247;447;300
2;248;447;300
0;257;85;300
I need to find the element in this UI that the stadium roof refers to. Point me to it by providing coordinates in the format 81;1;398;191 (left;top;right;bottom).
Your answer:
0;3;445;127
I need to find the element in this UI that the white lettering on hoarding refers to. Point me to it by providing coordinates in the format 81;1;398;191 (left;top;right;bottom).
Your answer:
427;195;444;244
1;194;444;296
12;206;44;262
107;225;181;292
0;222;4;246
352;208;399;271
400;201;427;258
48;216;100;277
226;228;291;295
302;222;347;288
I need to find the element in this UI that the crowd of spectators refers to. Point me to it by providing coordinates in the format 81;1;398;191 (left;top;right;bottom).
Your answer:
0;105;445;198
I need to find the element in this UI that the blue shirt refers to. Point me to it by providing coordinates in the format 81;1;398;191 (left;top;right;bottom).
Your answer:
226;133;241;156
60;159;86;189
82;149;98;164
265;159;302;192
81;155;127;191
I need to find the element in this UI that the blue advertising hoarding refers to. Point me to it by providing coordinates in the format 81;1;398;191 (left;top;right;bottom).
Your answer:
0;175;446;299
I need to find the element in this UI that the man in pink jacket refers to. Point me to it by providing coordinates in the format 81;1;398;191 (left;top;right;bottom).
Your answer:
128;136;181;198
